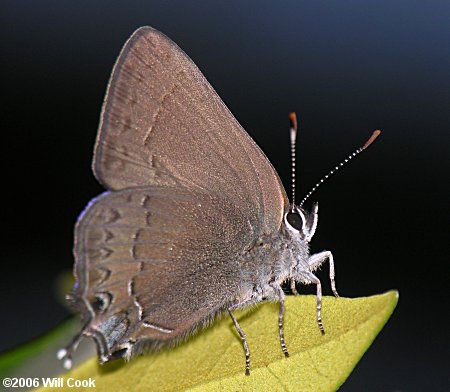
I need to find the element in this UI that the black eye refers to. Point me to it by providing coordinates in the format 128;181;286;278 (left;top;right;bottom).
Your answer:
286;212;303;230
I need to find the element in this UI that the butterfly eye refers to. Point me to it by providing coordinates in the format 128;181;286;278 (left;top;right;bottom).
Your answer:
286;212;303;231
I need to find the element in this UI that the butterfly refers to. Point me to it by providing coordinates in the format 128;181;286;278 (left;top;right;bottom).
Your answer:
58;26;380;375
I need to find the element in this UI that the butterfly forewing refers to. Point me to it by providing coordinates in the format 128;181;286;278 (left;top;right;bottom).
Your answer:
94;26;288;234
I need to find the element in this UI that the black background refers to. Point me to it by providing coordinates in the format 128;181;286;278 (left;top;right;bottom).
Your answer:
1;1;449;390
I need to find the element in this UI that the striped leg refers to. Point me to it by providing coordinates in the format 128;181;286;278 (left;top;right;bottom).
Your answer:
228;309;251;375
302;271;325;334
307;250;339;297
276;288;289;357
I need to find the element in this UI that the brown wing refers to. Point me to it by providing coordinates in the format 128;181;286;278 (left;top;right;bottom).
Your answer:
94;26;288;235
72;186;256;360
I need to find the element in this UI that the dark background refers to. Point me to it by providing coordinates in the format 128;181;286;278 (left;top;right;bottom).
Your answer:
1;1;449;390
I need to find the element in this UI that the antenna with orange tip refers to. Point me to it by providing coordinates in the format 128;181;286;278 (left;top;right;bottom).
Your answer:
298;130;381;207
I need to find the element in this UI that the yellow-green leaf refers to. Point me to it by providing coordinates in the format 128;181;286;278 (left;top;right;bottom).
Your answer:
35;291;398;392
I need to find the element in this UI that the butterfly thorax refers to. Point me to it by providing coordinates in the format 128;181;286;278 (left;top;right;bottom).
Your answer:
235;220;310;307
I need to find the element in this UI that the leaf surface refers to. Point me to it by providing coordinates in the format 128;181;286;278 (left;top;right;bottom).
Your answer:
34;291;398;392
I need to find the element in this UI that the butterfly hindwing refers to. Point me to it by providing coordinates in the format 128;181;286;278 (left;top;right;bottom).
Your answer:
72;185;257;359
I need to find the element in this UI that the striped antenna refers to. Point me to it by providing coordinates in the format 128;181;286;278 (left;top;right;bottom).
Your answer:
299;130;381;207
289;112;298;210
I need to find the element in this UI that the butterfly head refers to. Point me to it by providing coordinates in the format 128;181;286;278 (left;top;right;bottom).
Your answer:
284;202;318;243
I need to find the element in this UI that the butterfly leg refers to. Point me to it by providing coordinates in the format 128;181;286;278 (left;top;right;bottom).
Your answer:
307;251;339;297
274;286;289;357
300;271;325;334
290;279;299;295
228;308;251;376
